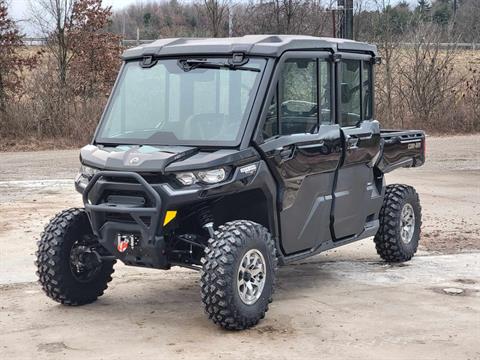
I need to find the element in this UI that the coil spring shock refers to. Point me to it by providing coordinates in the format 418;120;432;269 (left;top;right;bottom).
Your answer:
197;204;215;239
197;204;213;225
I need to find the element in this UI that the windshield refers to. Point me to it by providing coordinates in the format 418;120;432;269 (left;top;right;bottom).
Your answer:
95;57;266;146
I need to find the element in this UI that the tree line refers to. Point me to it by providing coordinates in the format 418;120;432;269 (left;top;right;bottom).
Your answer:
108;0;479;43
0;0;122;148
0;0;478;149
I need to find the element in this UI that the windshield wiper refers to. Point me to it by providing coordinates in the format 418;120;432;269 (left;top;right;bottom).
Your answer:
177;59;260;72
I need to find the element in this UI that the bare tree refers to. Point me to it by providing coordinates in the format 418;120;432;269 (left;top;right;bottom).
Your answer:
15;0;122;141
282;0;302;33
199;0;229;37
463;64;480;131
353;0;368;40
30;0;76;86
398;23;460;129
29;0;121;98
233;0;333;36
454;0;480;44
369;0;405;127
309;0;335;36
0;0;38;113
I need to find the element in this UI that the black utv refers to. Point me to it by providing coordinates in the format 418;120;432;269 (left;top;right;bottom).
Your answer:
36;35;425;330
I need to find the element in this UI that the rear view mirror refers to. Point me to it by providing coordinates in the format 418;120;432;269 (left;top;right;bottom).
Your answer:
295;60;311;69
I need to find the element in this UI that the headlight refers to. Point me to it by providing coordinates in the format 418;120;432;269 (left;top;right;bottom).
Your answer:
197;168;226;184
79;164;100;178
75;164;100;188
175;168;229;186
175;172;197;186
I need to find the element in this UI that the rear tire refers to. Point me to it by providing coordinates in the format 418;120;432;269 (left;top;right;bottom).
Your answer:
374;184;422;263
36;208;115;305
200;220;278;330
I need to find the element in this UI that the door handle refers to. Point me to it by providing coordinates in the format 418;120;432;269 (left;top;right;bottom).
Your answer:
346;136;359;149
351;132;373;140
275;146;295;160
297;141;325;150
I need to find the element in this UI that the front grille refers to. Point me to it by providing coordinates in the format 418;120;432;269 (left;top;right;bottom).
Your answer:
105;212;135;224
102;190;151;207
104;212;152;226
104;173;169;184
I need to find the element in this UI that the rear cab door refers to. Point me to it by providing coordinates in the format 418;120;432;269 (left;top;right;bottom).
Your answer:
255;51;342;255
332;53;383;240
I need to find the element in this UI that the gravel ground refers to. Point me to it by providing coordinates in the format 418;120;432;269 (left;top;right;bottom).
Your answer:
0;134;479;359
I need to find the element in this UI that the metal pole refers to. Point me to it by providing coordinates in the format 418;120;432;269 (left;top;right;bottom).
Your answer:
345;0;353;39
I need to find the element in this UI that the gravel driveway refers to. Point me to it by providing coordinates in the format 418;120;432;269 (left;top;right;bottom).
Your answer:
0;135;479;359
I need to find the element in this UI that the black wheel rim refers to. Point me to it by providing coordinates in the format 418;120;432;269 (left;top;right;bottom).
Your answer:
69;235;103;283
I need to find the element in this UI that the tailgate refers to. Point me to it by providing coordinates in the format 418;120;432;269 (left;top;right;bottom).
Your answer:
377;130;426;173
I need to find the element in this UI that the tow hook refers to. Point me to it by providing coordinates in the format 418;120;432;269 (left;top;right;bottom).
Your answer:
117;241;129;253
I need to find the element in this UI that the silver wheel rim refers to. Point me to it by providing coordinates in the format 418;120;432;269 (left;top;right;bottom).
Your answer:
237;249;266;305
400;203;415;244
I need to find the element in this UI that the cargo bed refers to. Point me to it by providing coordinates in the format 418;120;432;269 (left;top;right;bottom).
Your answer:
377;130;426;173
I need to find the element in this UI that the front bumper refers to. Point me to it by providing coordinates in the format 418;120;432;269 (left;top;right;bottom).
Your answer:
83;171;170;268
80;166;264;269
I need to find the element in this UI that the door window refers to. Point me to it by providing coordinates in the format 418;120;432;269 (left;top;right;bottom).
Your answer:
263;91;279;139
362;61;373;120
340;59;361;127
262;58;332;139
340;59;374;126
280;59;317;135
319;60;332;125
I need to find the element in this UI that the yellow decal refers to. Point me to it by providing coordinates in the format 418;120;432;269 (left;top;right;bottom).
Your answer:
163;210;177;226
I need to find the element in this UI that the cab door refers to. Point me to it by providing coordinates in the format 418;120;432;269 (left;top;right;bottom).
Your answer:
332;55;383;240
258;53;342;255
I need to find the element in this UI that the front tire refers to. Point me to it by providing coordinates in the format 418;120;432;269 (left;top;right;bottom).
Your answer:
36;208;115;305
200;220;278;330
374;184;422;263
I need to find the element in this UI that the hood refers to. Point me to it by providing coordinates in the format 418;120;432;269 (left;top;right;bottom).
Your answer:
80;144;199;173
80;144;258;173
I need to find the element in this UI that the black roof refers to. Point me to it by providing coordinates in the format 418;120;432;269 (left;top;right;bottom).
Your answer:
122;35;377;60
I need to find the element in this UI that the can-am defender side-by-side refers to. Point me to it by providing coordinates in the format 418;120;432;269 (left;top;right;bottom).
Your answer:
36;35;425;330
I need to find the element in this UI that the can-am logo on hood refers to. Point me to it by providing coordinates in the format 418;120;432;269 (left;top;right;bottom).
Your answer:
129;157;140;165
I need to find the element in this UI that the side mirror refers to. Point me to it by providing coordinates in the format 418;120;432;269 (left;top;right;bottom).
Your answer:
371;56;382;65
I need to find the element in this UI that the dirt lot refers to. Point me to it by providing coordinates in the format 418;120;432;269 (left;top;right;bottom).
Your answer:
0;135;479;359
